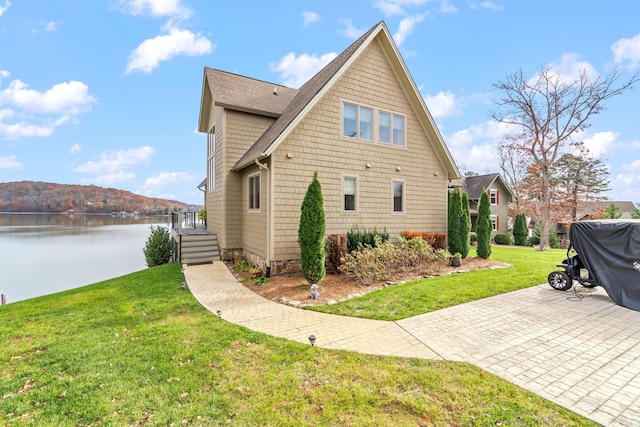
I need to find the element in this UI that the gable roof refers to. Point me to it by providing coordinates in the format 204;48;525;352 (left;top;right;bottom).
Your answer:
230;21;459;178
198;69;298;132
451;173;515;201
578;201;637;220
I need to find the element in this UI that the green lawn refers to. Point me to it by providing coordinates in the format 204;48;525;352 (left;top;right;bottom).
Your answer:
0;259;595;426
309;245;565;320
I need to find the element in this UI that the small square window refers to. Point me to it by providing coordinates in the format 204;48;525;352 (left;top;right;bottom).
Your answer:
344;177;357;212
489;189;498;205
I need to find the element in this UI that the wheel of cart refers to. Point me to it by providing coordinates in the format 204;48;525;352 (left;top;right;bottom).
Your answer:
548;270;572;291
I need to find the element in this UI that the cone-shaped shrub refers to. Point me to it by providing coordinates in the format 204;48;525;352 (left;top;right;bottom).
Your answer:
476;190;492;259
298;171;326;283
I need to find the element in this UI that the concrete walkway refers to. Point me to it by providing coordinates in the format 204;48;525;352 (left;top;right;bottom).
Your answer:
185;262;640;427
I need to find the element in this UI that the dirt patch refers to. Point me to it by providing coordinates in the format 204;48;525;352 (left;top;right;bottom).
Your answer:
229;257;510;308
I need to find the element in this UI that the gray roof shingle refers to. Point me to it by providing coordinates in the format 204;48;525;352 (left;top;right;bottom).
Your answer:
232;22;382;170
204;68;298;117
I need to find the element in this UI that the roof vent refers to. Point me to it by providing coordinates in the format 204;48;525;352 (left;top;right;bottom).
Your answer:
273;86;278;95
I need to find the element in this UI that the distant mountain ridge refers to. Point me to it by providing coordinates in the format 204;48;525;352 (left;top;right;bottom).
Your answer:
0;181;201;214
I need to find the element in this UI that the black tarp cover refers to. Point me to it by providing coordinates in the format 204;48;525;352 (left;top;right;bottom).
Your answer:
570;220;640;311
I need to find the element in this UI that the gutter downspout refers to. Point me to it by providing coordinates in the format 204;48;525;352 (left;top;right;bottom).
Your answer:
254;155;271;275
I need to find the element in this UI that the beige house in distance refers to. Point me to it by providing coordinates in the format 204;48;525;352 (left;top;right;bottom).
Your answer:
197;21;460;274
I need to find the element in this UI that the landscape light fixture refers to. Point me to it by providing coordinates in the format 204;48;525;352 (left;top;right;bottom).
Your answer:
308;335;316;346
181;281;186;290
216;310;222;317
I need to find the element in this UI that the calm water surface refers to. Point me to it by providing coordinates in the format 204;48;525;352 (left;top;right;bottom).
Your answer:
0;213;170;304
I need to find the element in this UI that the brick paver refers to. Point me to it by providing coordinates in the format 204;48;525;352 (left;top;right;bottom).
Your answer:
185;262;640;426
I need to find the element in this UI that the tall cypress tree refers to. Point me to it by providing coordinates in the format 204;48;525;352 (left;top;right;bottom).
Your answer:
513;213;528;246
447;188;463;255
476;190;492;259
461;192;471;258
298;171;326;283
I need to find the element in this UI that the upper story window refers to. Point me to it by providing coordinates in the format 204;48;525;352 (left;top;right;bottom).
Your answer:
489;189;499;205
343;176;357;212
343;103;372;141
343;102;405;147
248;173;260;211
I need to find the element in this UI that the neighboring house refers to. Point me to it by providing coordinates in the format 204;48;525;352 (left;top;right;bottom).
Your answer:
556;201;638;243
196;21;460;274
449;173;515;235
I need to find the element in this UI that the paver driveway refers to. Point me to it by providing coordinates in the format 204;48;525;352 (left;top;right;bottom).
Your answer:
185;262;640;426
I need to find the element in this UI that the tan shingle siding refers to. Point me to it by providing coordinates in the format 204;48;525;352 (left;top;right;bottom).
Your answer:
271;38;447;260
206;106;225;247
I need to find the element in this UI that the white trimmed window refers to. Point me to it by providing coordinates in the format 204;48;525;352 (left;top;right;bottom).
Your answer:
343;102;405;146
207;130;216;191
491;215;499;231
343;103;372;141
392;180;405;213
248;173;260;211
343;176;357;212
489;189;499;205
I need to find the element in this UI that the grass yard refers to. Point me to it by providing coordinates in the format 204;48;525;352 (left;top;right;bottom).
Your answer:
309;245;565;320
0;259;595;426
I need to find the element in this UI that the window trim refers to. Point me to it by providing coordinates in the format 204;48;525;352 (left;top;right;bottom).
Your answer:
207;129;216;191
490;215;499;231
248;173;261;212
392;179;405;214
342;100;406;148
489;189;499;205
342;175;358;213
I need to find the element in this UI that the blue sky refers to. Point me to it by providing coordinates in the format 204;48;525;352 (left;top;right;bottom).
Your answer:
1;1;639;205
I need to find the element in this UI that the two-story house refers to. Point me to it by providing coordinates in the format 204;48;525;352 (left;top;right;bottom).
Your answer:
195;21;460;274
450;173;515;235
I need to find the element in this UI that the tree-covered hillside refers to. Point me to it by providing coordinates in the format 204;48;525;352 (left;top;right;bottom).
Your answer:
0;181;201;214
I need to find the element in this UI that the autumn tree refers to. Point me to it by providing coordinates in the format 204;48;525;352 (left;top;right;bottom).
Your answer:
555;153;610;221
491;66;638;250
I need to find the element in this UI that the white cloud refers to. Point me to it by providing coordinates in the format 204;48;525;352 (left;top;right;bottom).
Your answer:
439;0;458;13
338;19;366;39
119;0;191;19
270;51;337;88
70;143;82;154
126;26;213;73
0;155;23;170
301;11;320;27
394;12;428;47
611;33;640;69
424;90;463;119
0;0;10;17
43;21;57;31
583;131;619;157
546;53;599;83
0;79;97;114
73;146;156;174
138;171;198;198
91;171;137;186
373;0;428;16
469;1;503;10
0;108;55;139
445;120;511;172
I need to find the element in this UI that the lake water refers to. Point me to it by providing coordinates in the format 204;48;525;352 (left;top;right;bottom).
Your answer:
0;213;170;304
